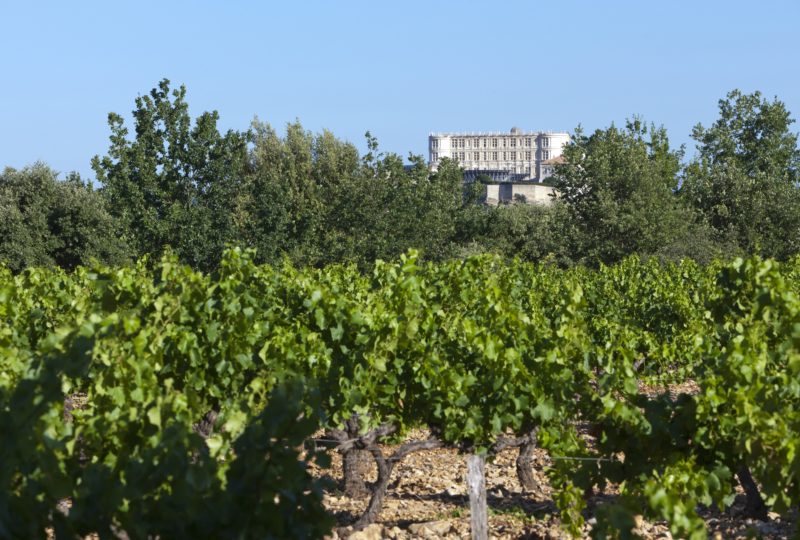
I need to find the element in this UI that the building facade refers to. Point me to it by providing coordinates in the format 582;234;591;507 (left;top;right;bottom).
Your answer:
484;182;557;205
428;127;570;182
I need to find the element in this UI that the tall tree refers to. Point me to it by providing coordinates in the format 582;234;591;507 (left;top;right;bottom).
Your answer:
92;79;249;270
242;123;462;268
243;119;360;265
319;136;463;267
681;90;800;259
553;121;714;265
691;89;799;181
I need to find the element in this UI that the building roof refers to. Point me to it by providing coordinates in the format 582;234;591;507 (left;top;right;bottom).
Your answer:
429;129;569;137
541;155;566;165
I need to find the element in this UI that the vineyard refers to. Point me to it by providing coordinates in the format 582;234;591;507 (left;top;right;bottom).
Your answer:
2;249;800;539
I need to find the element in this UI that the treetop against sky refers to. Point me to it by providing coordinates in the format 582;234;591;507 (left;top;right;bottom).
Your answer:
1;0;798;180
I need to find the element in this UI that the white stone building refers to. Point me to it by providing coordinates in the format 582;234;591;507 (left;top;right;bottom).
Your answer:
428;127;570;182
484;182;557;206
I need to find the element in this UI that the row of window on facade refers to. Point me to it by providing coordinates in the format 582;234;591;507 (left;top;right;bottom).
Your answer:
431;137;550;150
431;150;550;162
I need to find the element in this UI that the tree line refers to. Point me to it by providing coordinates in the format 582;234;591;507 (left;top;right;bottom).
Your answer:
2;80;798;272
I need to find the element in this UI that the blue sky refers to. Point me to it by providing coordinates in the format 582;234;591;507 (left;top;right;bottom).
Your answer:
2;0;799;180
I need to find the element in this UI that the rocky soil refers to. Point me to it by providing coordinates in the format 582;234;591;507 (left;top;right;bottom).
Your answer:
312;428;797;540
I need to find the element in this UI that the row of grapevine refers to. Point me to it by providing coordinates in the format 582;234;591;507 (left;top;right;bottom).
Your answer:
1;251;799;538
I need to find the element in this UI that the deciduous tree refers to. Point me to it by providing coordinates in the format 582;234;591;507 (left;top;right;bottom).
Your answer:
92;79;249;270
681;90;800;259
0;163;129;271
553;121;710;264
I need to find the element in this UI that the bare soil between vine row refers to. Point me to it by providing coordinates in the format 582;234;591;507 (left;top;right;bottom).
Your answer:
313;433;797;539
313;382;797;540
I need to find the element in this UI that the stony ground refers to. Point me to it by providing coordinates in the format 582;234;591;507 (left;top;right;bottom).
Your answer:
312;424;797;540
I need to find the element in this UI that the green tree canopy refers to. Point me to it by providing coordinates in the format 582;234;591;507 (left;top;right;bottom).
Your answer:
553;120;714;265
0;163;129;272
455;201;576;265
681;90;800;259
92;79;249;271
318;137;463;267
691;89;799;181
242;119;361;265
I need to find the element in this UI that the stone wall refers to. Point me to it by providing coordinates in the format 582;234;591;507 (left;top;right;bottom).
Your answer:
484;183;556;206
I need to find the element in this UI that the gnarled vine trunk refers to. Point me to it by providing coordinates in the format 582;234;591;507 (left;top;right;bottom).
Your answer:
342;415;371;498
737;465;768;521
515;435;539;492
349;431;443;531
489;428;539;492
192;408;219;439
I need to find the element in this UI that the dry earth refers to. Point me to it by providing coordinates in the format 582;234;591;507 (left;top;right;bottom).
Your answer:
313;385;797;540
48;388;798;539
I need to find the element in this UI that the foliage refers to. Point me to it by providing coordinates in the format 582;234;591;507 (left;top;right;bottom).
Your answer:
691;89;799;181
92;79;249;271
182;116;463;269
5;85;799;273
0;257;333;538
316;142;462;268
455;201;577;265
242;119;357;265
0;164;129;272
681;90;800;260
6;249;800;537
552;120;711;265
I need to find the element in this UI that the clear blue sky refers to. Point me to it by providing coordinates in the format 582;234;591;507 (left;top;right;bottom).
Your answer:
2;0;799;181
